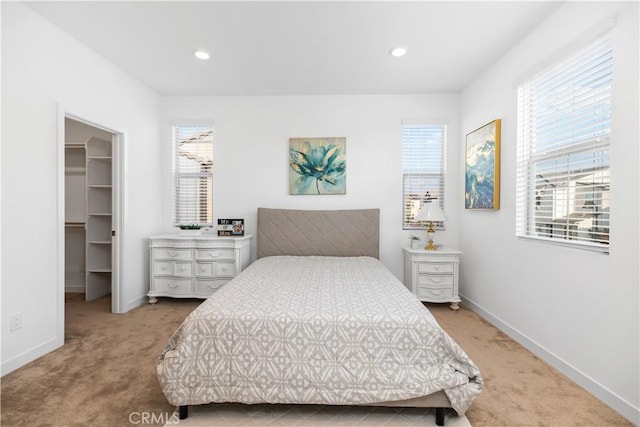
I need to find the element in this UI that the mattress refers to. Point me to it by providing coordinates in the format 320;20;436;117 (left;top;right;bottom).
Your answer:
157;256;482;414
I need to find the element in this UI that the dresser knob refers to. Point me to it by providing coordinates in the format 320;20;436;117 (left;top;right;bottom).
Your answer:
209;251;221;257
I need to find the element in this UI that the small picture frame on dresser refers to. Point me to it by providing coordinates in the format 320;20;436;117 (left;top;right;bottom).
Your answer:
231;219;244;236
217;219;244;236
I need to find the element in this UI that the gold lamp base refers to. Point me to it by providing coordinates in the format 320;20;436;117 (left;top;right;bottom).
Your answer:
425;221;438;250
425;239;437;251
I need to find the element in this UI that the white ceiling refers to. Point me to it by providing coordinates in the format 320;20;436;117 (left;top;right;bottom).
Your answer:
25;1;563;96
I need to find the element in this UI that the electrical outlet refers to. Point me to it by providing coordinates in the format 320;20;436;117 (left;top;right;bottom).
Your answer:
10;313;23;331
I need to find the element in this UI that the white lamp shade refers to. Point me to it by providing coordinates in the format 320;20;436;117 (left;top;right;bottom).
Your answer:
414;202;447;222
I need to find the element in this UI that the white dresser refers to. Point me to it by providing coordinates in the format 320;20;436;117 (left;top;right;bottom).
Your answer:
403;248;461;310
148;234;252;303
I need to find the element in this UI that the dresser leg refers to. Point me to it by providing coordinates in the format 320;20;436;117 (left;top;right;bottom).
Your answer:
450;302;459;310
148;296;158;304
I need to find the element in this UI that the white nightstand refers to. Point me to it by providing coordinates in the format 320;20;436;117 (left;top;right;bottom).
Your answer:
403;247;461;310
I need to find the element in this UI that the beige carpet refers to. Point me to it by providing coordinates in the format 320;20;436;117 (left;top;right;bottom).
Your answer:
0;294;633;427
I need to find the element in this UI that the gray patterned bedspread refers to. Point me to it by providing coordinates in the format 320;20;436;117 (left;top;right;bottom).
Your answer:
157;256;482;414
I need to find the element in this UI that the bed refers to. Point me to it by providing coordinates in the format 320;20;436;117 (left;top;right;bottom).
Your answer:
157;208;482;426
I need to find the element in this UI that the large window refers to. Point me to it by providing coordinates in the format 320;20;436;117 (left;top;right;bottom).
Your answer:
402;123;447;229
516;29;612;251
173;125;214;227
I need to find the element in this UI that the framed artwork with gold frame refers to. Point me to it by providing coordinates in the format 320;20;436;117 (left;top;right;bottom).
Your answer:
465;119;501;210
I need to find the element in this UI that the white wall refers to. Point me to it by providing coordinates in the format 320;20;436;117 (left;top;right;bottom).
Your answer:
1;3;163;375
162;94;461;279
459;2;639;423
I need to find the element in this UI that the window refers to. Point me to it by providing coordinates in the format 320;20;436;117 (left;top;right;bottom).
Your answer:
173;125;214;227
516;29;612;251
402;123;447;229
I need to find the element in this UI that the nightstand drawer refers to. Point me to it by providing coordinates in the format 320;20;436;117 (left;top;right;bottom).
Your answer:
418;285;454;299
418;262;454;274
417;274;454;286
195;279;227;295
152;248;192;261
153;278;192;294
196;249;235;261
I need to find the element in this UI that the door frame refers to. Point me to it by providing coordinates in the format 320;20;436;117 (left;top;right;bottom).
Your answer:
57;106;125;321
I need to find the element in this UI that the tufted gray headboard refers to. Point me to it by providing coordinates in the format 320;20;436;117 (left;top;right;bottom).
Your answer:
257;208;380;259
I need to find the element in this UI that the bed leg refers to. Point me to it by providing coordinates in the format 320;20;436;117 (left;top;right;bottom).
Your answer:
178;405;188;420
435;407;445;426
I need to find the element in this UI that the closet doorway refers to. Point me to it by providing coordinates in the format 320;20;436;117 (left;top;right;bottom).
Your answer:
63;115;122;313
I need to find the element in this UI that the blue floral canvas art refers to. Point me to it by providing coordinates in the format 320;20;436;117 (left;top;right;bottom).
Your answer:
289;137;346;195
465;120;501;209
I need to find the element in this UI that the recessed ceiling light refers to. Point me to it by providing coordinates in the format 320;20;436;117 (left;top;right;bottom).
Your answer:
390;46;407;57
194;51;210;60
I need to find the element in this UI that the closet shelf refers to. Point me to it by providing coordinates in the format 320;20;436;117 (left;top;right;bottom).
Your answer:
65;222;85;228
88;240;112;245
88;268;112;274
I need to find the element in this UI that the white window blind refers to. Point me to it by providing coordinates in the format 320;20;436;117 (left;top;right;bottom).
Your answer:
173;125;214;227
402;124;447;229
516;30;612;251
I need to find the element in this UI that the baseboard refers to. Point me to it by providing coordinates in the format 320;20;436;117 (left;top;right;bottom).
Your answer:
1;336;63;377
124;294;147;313
65;285;85;293
460;295;639;425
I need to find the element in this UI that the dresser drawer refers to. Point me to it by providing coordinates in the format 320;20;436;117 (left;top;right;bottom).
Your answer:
417;274;454;287
153;278;192;294
152;248;192;261
195;249;235;261
215;262;236;277
195;279;227;295
154;261;192;277
417;262;454;274
195;261;236;278
417;283;454;300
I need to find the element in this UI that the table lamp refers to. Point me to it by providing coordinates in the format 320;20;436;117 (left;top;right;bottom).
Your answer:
413;202;447;250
